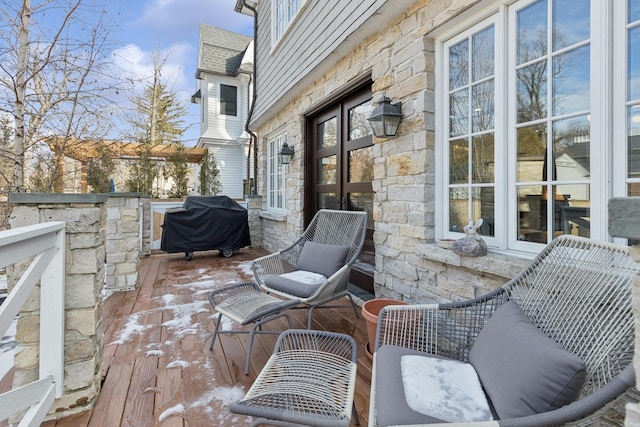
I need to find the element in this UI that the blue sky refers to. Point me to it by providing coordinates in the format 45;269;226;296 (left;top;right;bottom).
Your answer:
110;0;253;146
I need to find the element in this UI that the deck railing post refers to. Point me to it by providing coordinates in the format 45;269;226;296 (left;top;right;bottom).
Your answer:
39;226;65;398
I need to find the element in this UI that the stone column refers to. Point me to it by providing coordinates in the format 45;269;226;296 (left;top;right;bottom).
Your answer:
8;193;106;419
246;195;263;248
105;194;149;292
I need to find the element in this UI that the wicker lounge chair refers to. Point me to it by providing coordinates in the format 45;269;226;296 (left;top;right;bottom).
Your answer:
369;235;639;426
231;329;359;427
252;209;368;328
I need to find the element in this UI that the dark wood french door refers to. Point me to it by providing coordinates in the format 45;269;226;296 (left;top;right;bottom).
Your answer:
306;86;375;294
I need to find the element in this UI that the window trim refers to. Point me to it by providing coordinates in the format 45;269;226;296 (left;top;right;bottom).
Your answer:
267;133;288;212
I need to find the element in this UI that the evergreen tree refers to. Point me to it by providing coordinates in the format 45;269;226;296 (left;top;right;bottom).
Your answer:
126;144;158;196
168;143;189;197
199;151;222;195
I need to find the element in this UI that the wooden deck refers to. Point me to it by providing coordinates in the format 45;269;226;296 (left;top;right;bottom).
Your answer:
43;248;372;426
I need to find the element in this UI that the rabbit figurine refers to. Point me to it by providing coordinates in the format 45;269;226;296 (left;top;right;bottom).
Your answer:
453;218;487;257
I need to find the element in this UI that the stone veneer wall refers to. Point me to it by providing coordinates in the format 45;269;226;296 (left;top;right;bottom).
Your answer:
246;195;263;248
7;193;106;419
105;194;150;291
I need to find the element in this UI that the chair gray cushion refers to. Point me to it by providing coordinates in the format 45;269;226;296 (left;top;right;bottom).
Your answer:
296;241;349;278
469;300;586;419
263;271;326;298
375;345;493;426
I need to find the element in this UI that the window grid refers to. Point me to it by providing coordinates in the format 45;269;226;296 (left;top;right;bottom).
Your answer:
438;0;634;252
273;0;303;42
267;134;287;211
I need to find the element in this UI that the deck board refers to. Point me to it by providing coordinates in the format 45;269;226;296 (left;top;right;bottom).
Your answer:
42;248;371;426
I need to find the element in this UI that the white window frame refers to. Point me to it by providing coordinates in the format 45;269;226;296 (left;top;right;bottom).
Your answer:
435;0;627;255
267;133;288;211
271;0;307;48
218;83;239;118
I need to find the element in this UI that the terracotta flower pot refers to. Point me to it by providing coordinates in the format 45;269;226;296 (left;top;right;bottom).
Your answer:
361;298;408;360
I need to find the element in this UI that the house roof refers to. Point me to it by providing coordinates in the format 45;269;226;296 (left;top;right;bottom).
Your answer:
197;24;252;77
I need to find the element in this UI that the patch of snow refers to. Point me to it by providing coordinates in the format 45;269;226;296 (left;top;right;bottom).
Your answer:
237;261;255;278
158;403;184;422
167;360;189;369
161;294;176;305
145;350;164;357
189;385;246;409
109;313;153;345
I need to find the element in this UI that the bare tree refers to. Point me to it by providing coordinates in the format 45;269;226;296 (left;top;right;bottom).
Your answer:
0;0;123;194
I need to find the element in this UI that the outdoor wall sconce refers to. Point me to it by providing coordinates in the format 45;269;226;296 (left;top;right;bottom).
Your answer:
367;95;403;138
279;142;295;165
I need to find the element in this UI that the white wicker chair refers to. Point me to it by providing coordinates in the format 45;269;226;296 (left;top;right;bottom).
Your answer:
230;329;359;427
369;235;639;426
252;209;368;328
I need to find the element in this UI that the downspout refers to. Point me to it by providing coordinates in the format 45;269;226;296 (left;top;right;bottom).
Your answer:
242;0;258;196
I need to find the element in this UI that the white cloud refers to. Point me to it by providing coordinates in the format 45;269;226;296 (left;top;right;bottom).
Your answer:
133;0;253;37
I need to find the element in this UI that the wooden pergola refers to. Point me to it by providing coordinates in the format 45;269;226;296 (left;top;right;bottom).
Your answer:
45;136;208;193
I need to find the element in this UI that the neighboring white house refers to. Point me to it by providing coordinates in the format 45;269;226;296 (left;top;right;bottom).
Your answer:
192;25;254;200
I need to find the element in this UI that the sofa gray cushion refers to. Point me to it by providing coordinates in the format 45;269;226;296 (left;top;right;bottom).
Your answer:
375;345;493;426
296;241;349;278
263;271;326;298
469;300;586;419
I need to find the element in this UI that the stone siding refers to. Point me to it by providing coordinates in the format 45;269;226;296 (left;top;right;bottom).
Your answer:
105;194;150;292
7;193;107;419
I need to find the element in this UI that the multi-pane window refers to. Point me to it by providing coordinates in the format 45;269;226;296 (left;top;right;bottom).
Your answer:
267;133;287;211
626;1;640;196
439;0;638;252
272;0;304;43
220;84;237;116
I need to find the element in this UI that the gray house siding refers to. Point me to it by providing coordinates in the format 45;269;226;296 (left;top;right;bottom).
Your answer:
251;0;416;128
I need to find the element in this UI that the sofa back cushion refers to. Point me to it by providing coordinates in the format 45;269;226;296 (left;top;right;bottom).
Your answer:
469;301;586;419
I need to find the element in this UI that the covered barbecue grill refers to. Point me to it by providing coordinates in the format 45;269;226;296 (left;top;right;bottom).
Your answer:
160;195;251;260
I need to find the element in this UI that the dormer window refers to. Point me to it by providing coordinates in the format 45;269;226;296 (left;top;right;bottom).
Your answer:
220;84;237;116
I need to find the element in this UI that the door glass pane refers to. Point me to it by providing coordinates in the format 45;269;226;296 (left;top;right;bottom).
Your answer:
472;134;495;183
450;89;469;136
349;192;374;229
318;193;338;210
449;39;468;90
517;124;547;181
554;184;590;238
349;102;373;140
517;60;547;122
318;155;337;184
630;26;640;101
473;187;495;237
552;115;591;177
553;45;590;116
449;187;468;232
318;117;337;149
472;80;495;132
349;146;373;183
450;139;468;184
517;0;547;65
472;26;494;82
552;0;589;51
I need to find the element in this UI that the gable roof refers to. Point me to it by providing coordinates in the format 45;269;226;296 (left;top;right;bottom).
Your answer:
197;24;252;77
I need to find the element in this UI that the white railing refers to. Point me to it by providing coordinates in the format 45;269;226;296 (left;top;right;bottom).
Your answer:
0;222;65;426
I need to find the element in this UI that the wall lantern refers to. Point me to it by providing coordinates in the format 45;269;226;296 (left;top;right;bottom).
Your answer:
367;95;403;138
279;142;295;165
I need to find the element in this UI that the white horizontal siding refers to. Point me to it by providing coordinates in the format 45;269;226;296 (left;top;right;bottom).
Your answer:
210;144;245;199
201;75;249;141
